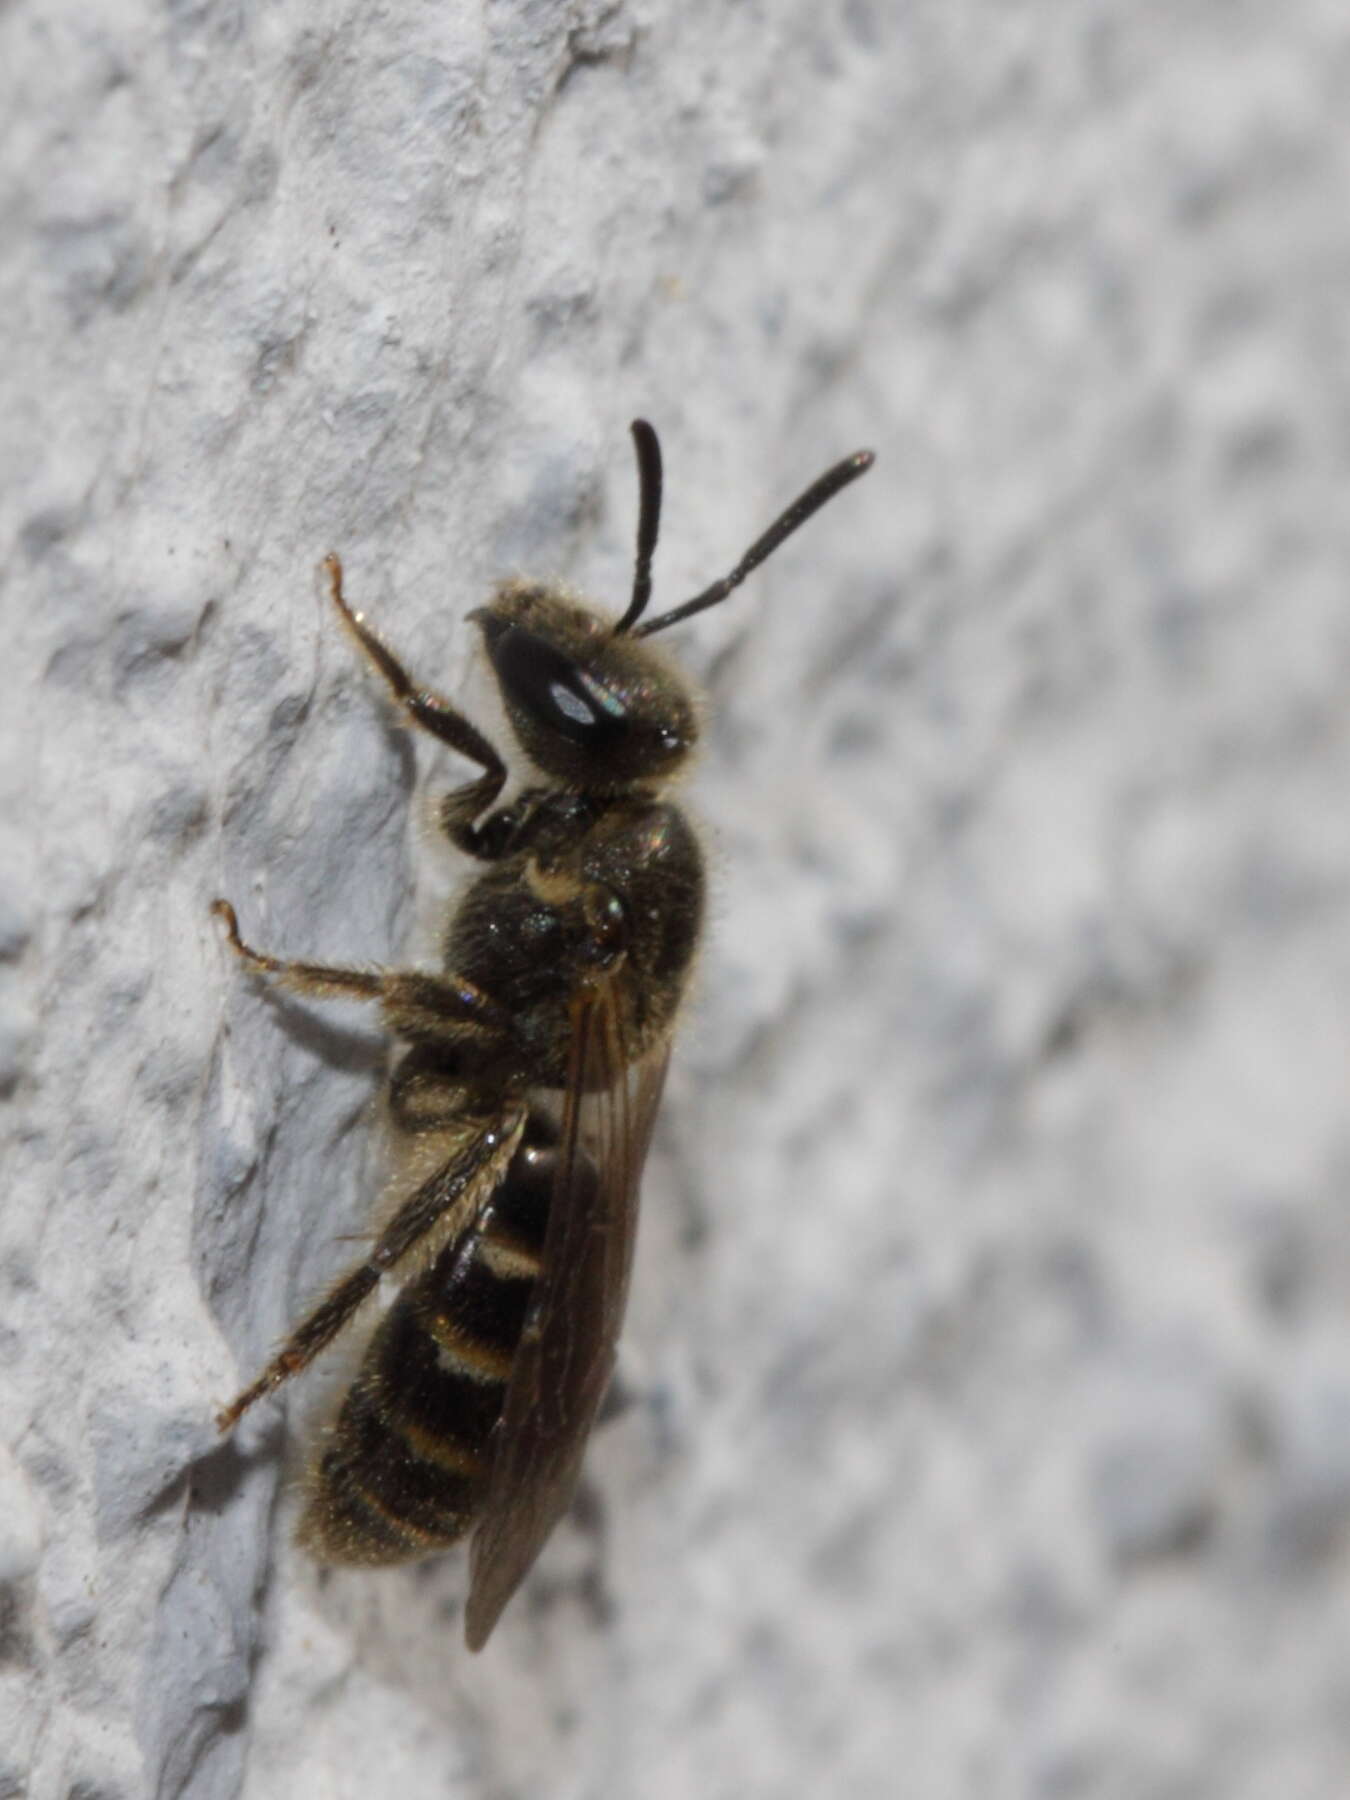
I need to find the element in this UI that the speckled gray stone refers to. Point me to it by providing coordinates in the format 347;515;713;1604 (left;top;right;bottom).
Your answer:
7;1;1350;1797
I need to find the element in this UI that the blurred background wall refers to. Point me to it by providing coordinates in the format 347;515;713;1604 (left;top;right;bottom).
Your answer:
5;2;1350;1796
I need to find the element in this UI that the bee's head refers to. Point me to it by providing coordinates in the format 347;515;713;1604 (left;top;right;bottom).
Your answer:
474;421;872;791
472;584;696;789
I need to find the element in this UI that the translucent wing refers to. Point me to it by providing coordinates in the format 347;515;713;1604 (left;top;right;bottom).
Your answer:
464;979;670;1650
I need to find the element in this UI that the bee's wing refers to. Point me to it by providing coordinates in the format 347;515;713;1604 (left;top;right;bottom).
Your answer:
464;980;670;1650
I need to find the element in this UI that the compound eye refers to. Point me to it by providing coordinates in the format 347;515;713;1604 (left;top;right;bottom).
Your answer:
483;623;628;747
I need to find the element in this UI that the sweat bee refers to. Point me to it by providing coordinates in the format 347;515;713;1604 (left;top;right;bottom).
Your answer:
213;421;873;1648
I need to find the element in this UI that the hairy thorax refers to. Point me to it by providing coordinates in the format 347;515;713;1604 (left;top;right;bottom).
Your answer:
444;791;705;1087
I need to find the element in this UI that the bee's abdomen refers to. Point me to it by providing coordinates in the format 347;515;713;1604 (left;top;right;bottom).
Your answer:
300;1121;555;1565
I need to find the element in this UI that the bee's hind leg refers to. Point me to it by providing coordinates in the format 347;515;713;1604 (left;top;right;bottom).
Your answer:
216;1095;527;1432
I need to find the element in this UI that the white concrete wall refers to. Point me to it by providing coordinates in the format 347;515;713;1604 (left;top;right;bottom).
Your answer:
6;1;1350;1795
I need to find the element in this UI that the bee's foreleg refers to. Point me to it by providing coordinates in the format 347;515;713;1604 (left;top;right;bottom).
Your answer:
323;553;511;861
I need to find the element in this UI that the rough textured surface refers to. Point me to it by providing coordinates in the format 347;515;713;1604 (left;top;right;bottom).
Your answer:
7;1;1350;1795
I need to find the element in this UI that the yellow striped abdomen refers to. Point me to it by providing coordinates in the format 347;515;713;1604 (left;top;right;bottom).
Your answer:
300;1113;555;1565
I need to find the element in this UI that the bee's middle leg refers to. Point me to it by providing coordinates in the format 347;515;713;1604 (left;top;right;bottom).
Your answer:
211;899;514;1041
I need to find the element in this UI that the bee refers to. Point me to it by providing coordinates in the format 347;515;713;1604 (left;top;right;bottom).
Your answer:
212;421;873;1648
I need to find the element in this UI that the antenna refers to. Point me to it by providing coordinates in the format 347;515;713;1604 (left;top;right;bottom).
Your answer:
634;447;875;638
612;419;664;635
